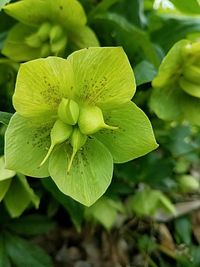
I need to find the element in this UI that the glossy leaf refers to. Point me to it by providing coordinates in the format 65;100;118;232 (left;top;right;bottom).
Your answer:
5;233;53;267
4;174;40;218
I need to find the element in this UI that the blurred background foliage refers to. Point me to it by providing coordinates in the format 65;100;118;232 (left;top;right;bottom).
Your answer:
1;0;200;266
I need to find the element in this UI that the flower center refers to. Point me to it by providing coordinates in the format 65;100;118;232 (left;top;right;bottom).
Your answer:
40;98;118;172
25;22;67;57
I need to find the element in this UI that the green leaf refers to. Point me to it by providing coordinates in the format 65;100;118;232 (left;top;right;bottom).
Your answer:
0;234;11;267
95;101;158;163
92;12;160;67
0;179;11;202
134;60;157;86
175;217;192;245
85;196;123;230
128;188;175;216
7;215;56;236
4;175;40;218
0;156;16;181
5;113;53;177
2;23;41;62
67;47;136;109
49;138;113;206
68;26;99;50
0;112;13;126
5;232;53;267
13;57;73;118
171;0;200;14
42;177;84;231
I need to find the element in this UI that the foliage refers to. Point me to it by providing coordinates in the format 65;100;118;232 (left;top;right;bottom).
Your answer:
0;0;200;266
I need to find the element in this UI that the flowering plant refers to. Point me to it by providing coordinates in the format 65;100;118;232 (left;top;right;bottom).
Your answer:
5;47;158;205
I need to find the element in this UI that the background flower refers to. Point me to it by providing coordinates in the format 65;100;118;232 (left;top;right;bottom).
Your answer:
2;0;99;61
150;39;200;126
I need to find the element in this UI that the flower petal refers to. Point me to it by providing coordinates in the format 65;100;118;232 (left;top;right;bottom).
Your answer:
13;57;74;117
68;26;99;50
67;47;136;109
51;0;86;29
49;138;113;206
0;156;16;181
3;0;86;28
150;85;183;122
94;101;158;163
2;23;41;62
3;0;50;26
5;113;54;177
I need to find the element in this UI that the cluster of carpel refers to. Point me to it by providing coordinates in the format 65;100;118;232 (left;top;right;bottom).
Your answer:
40;98;118;172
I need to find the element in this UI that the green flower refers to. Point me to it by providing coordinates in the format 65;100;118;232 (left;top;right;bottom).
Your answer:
2;0;99;61
151;39;200;125
5;47;158;206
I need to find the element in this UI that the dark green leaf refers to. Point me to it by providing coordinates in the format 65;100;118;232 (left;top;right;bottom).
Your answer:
7;214;56;236
0;112;12;126
42;177;84;231
5;232;53;267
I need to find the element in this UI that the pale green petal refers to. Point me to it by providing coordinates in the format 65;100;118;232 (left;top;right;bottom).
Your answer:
0;179;11;202
13;57;74;117
181;95;200;126
49;138;113;206
4;174;40;218
4;0;86;30
94;102;158;163
3;0;50;27
150;85;183;122
5;113;54;178
51;0;86;29
67;47;135;109
2;23;41;62
0;156;16;181
68;26;99;50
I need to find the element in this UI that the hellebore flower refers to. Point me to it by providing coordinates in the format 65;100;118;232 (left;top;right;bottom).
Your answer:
2;0;99;61
151;40;200;126
5;47;158;206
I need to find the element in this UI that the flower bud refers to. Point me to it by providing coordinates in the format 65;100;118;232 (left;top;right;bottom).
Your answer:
78;105;118;135
50;36;67;54
67;128;87;172
179;175;199;193
25;33;42;48
50;25;64;43
40;119;73;166
58;98;79;125
37;22;51;42
40;43;51;57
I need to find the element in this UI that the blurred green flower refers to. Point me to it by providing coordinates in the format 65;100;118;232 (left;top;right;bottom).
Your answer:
2;0;99;61
151;40;200;126
5;47;158;206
